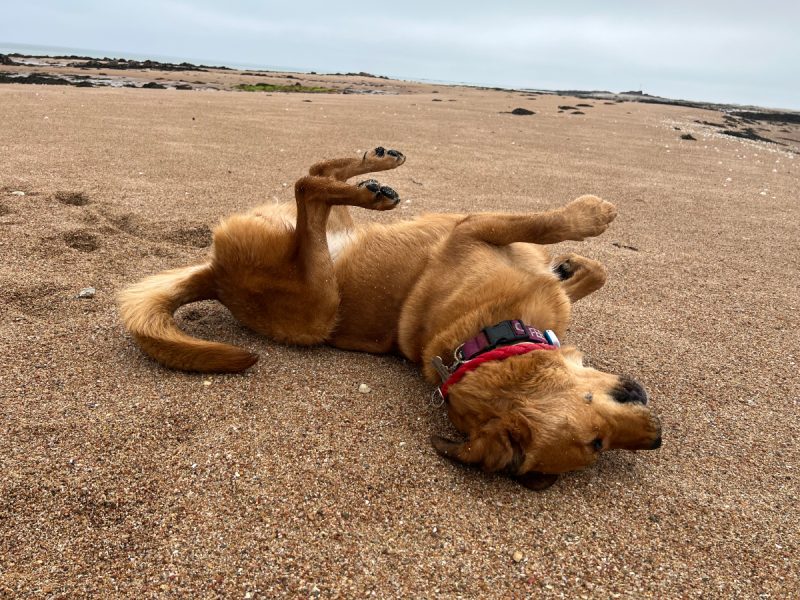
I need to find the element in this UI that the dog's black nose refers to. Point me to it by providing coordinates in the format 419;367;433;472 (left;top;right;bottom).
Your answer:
611;377;648;405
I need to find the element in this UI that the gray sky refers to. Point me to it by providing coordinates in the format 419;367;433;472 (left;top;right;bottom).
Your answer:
2;1;798;109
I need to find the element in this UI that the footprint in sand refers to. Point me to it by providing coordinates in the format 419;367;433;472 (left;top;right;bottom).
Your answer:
63;230;100;252
55;191;90;206
2;281;71;318
108;213;211;248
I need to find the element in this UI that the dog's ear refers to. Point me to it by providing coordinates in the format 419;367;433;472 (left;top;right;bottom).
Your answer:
431;415;531;474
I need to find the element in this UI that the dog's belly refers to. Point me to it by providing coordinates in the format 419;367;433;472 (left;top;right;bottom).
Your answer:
328;216;458;353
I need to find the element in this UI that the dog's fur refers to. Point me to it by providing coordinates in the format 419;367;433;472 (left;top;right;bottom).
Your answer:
119;148;662;490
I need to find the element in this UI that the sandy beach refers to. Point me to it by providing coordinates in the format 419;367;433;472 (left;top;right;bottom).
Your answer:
1;64;798;597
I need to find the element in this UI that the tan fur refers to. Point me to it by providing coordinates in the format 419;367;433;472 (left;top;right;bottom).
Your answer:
119;148;662;489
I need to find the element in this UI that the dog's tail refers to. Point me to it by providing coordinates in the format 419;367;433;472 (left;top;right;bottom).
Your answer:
118;264;258;372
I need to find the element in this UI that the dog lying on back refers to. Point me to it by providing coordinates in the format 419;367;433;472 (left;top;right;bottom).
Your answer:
119;147;662;490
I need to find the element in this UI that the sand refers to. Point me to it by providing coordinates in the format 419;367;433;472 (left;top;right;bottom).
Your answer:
0;79;798;598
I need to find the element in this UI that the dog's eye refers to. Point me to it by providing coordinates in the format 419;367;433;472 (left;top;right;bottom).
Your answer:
591;438;603;452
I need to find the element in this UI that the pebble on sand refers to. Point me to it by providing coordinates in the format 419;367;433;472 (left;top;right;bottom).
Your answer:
358;383;371;393
11;191;26;196
512;551;524;563
76;287;96;299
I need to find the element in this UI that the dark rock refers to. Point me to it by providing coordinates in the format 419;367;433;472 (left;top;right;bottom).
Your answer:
695;120;725;128
729;110;800;125
510;107;535;115
0;72;72;86
0;54;18;65
721;128;781;144
67;58;211;72
142;81;166;89
681;133;697;140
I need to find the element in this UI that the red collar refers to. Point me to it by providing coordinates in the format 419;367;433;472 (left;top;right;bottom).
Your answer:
430;320;561;405
439;342;557;397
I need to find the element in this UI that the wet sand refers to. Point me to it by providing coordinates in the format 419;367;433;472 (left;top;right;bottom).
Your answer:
0;79;798;597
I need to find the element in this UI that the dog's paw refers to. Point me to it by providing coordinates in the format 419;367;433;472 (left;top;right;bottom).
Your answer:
553;259;574;280
364;146;406;167
357;179;401;210
561;195;617;240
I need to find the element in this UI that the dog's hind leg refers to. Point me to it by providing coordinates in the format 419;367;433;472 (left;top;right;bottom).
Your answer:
552;253;607;302
214;174;402;345
309;146;406;181
307;146;406;230
447;195;617;248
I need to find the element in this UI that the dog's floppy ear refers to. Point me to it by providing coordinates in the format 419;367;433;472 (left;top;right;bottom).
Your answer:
431;415;531;475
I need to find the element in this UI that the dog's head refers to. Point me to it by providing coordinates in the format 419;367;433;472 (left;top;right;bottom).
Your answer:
432;346;662;490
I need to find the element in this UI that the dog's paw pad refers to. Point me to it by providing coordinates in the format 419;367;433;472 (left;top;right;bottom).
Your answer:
554;261;574;280
358;179;380;192
357;179;400;209
379;185;398;200
368;147;405;162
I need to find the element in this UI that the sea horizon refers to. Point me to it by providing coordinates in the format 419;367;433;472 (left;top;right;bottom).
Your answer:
2;40;797;112
0;41;491;90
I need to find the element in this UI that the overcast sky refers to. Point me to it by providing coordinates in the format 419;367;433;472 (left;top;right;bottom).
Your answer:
2;1;798;109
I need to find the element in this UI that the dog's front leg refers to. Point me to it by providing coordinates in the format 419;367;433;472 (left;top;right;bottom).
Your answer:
552;253;608;302
449;195;617;247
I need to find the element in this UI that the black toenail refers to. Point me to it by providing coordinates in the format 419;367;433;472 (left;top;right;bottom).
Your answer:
387;149;402;158
374;147;385;157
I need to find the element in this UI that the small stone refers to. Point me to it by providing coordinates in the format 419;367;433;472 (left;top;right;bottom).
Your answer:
512;550;524;562
76;287;96;299
202;380;212;386
11;190;25;196
358;383;371;393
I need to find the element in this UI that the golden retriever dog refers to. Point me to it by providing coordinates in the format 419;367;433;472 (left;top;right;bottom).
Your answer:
119;147;662;490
